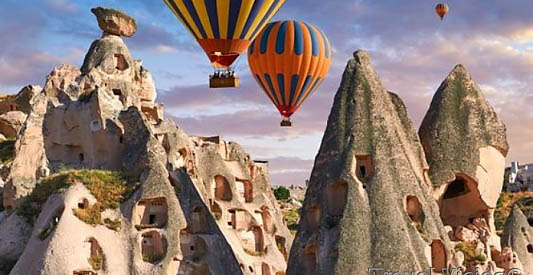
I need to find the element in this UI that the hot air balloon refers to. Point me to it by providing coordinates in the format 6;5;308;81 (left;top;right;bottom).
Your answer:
248;20;332;127
163;0;286;88
435;3;449;20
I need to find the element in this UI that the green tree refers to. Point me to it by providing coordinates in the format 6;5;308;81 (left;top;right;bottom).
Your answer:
274;186;290;201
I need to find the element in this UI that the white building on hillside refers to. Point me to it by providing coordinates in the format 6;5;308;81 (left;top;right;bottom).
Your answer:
505;161;533;192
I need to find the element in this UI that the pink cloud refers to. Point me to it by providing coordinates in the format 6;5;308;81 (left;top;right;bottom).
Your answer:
0;48;84;89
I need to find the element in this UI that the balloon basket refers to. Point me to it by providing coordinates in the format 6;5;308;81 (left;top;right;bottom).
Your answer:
280;120;292;127
209;74;240;88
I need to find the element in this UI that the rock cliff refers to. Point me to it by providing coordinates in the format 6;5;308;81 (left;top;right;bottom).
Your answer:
286;50;455;275
419;64;510;272
0;6;291;275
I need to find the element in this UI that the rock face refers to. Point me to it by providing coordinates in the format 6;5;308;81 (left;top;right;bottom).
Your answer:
0;85;39;139
0;6;290;275
0;111;26;139
91;7;137;37
419;65;509;272
501;206;531;274
286;51;454;274
419;64;508;227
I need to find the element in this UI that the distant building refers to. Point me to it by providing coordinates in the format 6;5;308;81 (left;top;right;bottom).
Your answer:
505;161;533;192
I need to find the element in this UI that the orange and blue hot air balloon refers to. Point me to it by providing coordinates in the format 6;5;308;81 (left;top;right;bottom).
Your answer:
163;0;286;88
248;20;332;127
435;3;449;20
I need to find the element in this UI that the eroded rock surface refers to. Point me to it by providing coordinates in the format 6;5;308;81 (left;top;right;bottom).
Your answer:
419;64;510;273
419;64;508;223
287;50;454;275
0;6;290;275
0;111;26;139
501;206;531;274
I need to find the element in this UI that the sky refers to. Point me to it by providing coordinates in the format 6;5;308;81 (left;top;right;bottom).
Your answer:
0;0;532;186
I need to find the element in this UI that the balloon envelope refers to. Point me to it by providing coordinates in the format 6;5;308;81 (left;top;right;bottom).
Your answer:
164;0;286;69
248;20;332;120
435;3;449;20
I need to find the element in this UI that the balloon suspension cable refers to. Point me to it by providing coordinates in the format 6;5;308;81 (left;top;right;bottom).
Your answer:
232;55;243;73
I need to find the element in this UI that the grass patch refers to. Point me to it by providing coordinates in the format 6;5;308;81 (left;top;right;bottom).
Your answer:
142;253;164;264
412;221;424;234
88;253;105;271
73;204;102;226
17;169;138;225
134;224;162;231
282;207;300;235
0;139;15;164
495;191;533;232
104;218;121;231
37;220;57;240
455;241;486;265
243;248;266;257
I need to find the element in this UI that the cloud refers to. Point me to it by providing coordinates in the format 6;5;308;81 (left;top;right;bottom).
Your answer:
264;156;314;175
0;48;84;89
2;0;533;185
168;106;326;140
128;23;197;53
158;76;269;112
270;171;311;187
45;0;79;14
0;0;87;89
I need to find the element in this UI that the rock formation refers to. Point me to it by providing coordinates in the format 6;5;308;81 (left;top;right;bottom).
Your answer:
0;6;290;275
0;111;26;139
0;5;522;275
91;7;137;37
0;86;38;139
501;205;531;273
419;64;510;272
286;51;455;275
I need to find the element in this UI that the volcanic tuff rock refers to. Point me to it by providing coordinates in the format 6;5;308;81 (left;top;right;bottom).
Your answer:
419;64;509;272
419;64;508;220
501;205;531;274
287;50;454;275
0;6;290;275
91;7;137;37
0;85;40;139
0;85;39;116
0;111;26;139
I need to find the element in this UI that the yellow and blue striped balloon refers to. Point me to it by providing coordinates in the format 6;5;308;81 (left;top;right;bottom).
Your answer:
163;0;286;69
248;20;332;121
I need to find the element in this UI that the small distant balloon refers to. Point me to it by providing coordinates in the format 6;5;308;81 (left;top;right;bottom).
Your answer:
435;3;449;20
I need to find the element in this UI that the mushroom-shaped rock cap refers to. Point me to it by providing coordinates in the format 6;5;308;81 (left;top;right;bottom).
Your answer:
91;7;137;37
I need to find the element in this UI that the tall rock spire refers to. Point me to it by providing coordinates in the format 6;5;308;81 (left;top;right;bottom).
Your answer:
419;64;508;230
419;64;508;192
500;205;529;273
287;50;454;274
419;64;510;272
